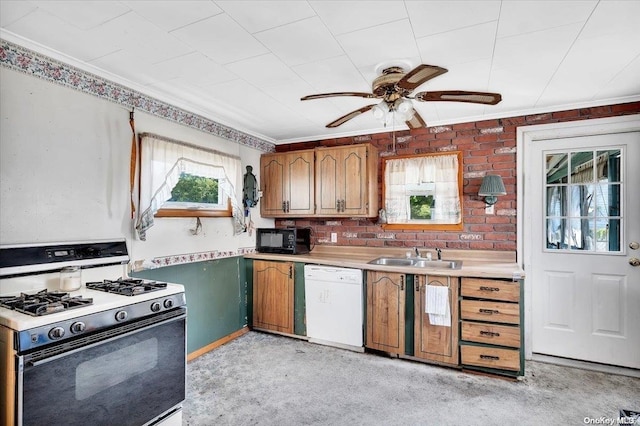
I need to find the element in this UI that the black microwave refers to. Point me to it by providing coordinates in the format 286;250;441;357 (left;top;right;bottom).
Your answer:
256;228;311;254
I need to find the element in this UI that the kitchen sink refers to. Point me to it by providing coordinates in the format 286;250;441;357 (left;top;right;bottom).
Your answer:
367;257;463;269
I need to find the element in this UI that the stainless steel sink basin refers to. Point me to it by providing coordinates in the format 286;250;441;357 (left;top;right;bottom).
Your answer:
367;257;463;269
367;257;415;266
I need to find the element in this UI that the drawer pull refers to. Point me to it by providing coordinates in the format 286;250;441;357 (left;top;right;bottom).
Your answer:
479;309;499;315
480;354;500;361
479;286;500;292
479;330;500;337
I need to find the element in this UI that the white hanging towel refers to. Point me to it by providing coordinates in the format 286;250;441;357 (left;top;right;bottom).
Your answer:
426;285;451;327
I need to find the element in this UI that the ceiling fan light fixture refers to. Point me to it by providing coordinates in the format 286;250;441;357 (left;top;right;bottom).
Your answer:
395;98;413;115
372;101;389;120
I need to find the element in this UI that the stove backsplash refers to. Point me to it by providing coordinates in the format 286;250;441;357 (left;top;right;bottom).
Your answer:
0;264;127;295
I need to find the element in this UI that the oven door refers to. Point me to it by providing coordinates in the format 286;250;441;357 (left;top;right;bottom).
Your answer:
17;310;186;426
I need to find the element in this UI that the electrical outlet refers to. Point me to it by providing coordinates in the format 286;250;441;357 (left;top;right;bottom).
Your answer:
331;232;338;243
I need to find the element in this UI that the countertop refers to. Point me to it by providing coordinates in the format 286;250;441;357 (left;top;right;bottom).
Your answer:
245;246;524;280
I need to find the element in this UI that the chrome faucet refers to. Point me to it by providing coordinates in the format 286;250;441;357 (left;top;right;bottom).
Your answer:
435;248;442;260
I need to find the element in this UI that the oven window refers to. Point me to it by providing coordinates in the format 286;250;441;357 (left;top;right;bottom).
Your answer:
76;338;158;400
21;317;185;426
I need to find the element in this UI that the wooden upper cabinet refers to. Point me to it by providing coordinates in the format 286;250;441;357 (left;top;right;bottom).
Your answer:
260;150;315;217
259;143;378;218
366;270;405;355
315;144;378;217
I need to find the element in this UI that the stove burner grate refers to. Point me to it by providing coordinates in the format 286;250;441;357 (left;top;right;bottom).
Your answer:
0;289;93;316
86;278;167;296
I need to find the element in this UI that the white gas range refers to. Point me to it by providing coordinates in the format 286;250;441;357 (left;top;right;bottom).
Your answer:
0;240;186;426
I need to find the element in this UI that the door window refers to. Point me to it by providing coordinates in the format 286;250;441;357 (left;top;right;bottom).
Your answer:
545;148;622;252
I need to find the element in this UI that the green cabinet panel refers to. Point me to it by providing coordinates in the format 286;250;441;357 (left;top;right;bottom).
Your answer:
133;257;247;354
294;262;306;336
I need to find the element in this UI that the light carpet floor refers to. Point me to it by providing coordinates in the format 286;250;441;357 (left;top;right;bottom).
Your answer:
183;331;639;426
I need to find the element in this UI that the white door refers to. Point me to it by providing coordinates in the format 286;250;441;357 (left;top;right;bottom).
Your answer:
525;124;640;369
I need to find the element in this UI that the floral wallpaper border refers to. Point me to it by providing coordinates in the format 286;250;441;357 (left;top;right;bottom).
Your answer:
0;38;275;153
135;247;256;270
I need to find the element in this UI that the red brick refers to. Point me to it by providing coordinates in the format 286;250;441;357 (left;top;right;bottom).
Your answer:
552;109;580;119
469;241;495;249
446;241;470;249
611;102;640;113
452;121;477;130
476;119;501;128
474;134;499;143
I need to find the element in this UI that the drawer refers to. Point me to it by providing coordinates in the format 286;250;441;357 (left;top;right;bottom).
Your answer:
461;344;520;371
461;278;519;302
461;321;520;348
461;300;520;325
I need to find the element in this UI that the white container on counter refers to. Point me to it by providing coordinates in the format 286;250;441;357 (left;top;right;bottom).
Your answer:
59;266;82;291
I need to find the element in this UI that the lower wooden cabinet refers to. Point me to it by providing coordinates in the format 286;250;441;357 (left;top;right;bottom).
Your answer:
366;272;460;367
252;260;294;334
365;271;405;354
414;275;459;365
459;277;524;377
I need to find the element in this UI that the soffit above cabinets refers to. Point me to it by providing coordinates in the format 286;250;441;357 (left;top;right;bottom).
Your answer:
1;1;639;144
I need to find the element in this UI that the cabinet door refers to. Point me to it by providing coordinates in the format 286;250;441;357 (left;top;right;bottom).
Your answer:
286;150;315;216
260;153;287;216
366;271;405;354
253;260;294;334
414;275;459;365
316;145;372;216
260;150;314;217
315;148;340;215
341;145;369;215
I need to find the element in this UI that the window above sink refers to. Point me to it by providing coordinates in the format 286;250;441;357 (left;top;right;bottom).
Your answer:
381;151;463;231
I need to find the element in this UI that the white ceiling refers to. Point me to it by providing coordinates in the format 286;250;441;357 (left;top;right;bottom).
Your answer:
1;0;639;144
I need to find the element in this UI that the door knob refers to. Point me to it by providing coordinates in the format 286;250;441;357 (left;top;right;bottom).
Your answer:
630;241;639;250
630;258;640;267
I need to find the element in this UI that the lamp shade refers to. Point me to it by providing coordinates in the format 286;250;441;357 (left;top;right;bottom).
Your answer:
478;175;506;196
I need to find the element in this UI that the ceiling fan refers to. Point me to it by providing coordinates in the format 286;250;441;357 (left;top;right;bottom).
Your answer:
301;64;502;129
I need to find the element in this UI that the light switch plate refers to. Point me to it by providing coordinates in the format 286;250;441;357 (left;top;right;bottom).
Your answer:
331;232;338;243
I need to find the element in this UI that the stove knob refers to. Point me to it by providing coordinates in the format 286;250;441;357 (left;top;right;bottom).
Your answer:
115;310;128;322
150;302;161;313
70;322;86;334
163;299;174;309
48;327;65;340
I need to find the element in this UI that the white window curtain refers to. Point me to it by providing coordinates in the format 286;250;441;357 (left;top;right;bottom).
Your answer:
385;154;461;224
135;133;244;241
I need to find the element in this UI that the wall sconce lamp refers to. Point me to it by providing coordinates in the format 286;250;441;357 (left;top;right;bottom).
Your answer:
479;175;506;206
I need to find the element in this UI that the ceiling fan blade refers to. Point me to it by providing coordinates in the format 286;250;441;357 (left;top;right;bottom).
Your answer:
396;64;448;92
415;90;502;105
405;111;427;129
326;105;375;128
301;92;376;101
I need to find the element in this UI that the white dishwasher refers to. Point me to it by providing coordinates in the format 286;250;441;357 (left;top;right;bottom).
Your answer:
304;265;364;352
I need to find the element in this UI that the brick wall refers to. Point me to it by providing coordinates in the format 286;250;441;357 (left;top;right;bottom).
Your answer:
274;102;640;251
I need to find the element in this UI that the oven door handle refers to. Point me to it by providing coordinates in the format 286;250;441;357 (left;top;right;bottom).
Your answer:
25;310;186;367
